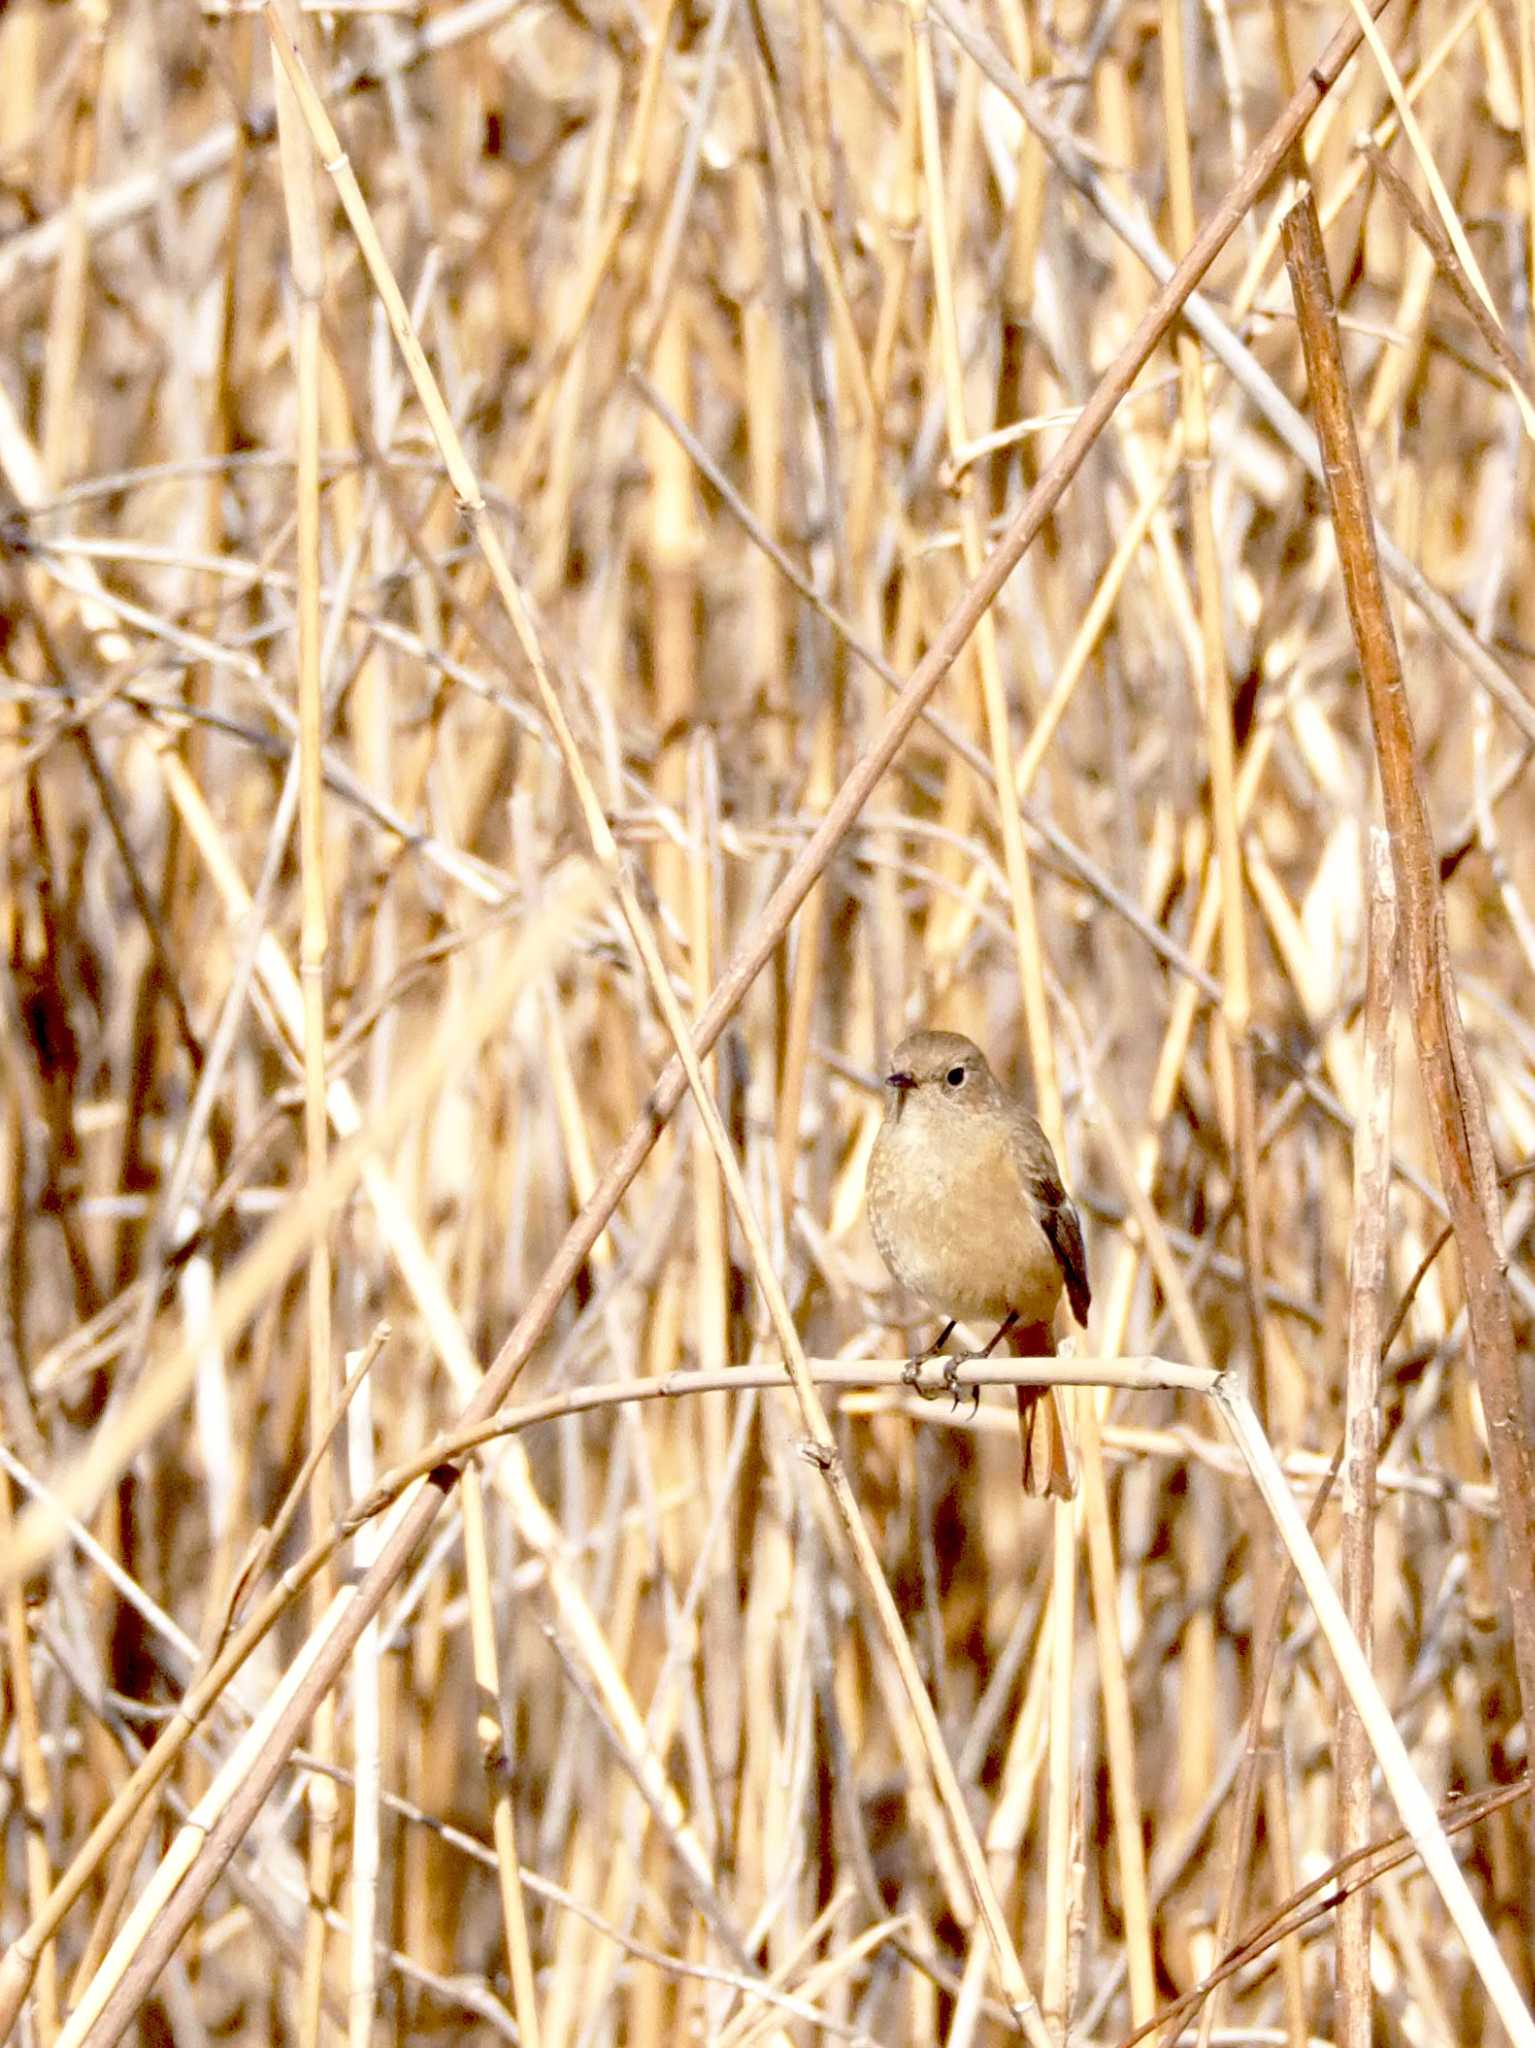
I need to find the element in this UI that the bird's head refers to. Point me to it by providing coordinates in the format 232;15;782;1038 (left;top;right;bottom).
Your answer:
882;1030;1000;1123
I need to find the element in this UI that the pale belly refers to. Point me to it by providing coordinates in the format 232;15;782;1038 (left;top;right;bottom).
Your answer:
867;1113;1063;1327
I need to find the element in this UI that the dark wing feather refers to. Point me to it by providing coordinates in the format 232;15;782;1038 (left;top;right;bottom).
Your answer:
1040;1194;1091;1325
1016;1120;1092;1326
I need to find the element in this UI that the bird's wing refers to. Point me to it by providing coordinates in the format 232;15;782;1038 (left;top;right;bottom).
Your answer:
1013;1118;1092;1326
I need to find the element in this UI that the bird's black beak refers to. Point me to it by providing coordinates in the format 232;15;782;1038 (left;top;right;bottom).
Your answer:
886;1070;915;1092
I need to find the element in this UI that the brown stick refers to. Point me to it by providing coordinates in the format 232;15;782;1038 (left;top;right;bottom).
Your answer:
1282;187;1535;1849
71;15;1396;2041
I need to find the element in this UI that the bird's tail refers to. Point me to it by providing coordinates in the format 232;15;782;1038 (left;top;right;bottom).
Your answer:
1012;1323;1077;1501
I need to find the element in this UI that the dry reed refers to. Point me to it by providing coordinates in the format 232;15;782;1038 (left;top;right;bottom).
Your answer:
2;0;1535;2041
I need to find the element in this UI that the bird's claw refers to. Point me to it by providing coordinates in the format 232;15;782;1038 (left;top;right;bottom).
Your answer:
902;1353;945;1401
903;1321;956;1399
902;1339;980;1414
943;1355;981;1417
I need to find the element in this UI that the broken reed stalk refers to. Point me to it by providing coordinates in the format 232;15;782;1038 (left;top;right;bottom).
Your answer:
1335;829;1396;2048
1281;187;1535;1858
1190;1439;1344;2048
1210;1379;1535;2047
48;15;1397;2042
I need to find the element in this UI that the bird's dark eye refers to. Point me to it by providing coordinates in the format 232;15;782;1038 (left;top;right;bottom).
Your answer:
946;1065;967;1087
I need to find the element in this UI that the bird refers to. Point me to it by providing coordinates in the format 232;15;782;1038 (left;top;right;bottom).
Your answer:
865;1029;1091;1500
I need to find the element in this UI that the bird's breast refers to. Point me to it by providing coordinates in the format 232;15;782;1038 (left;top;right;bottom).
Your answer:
868;1110;1063;1325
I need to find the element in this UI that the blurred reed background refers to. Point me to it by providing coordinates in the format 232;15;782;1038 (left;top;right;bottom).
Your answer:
1;0;1534;2039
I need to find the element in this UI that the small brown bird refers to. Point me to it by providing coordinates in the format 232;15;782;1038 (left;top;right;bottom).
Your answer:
866;1029;1091;1500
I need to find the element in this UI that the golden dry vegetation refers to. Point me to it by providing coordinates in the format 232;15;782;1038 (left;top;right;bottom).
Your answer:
2;0;1535;2040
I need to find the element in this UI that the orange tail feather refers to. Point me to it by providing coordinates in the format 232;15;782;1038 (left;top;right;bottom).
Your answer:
1011;1323;1077;1502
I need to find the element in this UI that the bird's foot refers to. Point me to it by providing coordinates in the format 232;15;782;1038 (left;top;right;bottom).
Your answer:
902;1353;945;1401
902;1321;957;1399
942;1354;980;1417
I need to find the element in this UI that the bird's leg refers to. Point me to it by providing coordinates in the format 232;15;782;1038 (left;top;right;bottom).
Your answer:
902;1320;956;1400
941;1310;1022;1416
947;1359;980;1417
978;1312;1019;1359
